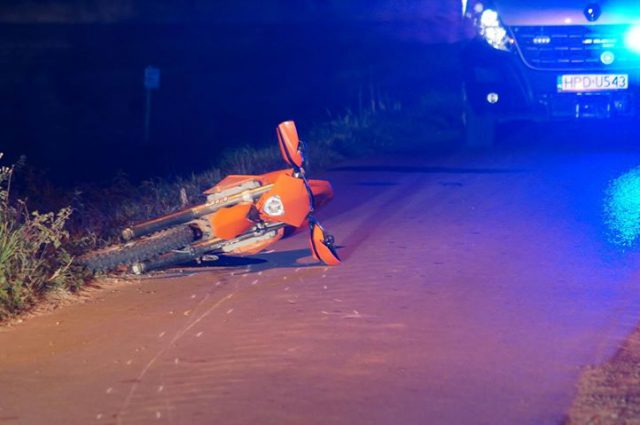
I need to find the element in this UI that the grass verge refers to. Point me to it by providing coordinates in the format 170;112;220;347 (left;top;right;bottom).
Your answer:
565;325;640;425
1;154;89;319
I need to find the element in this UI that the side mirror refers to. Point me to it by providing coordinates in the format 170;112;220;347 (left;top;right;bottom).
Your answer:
277;121;304;170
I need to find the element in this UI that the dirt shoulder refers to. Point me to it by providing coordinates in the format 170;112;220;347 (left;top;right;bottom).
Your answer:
565;324;640;425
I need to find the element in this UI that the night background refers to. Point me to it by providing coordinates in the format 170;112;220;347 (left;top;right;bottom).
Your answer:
5;2;640;425
0;0;462;184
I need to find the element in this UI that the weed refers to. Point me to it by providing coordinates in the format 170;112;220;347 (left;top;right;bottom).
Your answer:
0;153;87;319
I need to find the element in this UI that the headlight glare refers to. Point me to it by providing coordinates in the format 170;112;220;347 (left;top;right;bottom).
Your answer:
476;8;512;51
625;25;640;54
480;9;499;27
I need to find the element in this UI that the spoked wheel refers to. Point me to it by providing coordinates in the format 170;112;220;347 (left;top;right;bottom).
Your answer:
77;225;197;273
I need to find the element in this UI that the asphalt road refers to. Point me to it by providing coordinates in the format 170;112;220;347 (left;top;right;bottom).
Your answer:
2;137;640;425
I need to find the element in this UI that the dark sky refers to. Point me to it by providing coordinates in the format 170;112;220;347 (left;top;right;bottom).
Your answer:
1;2;453;25
0;1;463;184
0;1;462;44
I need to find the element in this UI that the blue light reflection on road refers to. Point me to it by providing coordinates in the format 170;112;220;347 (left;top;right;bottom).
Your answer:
605;166;640;247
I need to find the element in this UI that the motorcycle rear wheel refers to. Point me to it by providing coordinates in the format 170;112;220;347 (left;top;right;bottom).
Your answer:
78;225;197;273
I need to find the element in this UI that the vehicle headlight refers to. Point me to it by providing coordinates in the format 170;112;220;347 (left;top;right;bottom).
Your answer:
473;5;513;51
263;195;285;217
625;25;640;54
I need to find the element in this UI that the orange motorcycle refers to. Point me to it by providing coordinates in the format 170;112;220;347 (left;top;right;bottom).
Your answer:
80;121;341;274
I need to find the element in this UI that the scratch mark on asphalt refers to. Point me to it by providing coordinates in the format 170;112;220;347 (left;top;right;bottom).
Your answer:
116;292;235;425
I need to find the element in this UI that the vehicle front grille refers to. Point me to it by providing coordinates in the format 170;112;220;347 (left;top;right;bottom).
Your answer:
512;25;640;71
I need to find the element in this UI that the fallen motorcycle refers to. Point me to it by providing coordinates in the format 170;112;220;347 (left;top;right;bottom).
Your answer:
79;121;341;274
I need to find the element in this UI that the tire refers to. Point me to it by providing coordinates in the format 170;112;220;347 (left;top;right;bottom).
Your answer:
464;106;496;148
462;84;496;148
78;225;196;273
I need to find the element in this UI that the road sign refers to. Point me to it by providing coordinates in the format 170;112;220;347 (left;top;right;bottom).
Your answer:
144;66;160;90
143;66;160;143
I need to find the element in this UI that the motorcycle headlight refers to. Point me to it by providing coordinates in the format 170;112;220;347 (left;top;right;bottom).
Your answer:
263;195;285;217
471;4;513;51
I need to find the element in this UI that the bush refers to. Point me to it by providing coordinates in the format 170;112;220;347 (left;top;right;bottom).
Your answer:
0;154;85;319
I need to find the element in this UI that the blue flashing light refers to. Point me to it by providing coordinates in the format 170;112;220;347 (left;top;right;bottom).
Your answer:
604;166;640;247
478;9;511;51
625;26;640;54
480;9;500;27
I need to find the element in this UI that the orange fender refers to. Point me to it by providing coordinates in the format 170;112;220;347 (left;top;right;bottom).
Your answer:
308;179;334;209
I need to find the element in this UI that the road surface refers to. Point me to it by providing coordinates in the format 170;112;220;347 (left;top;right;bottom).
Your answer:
2;138;640;425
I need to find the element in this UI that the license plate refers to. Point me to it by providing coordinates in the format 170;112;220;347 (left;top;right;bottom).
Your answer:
558;74;629;92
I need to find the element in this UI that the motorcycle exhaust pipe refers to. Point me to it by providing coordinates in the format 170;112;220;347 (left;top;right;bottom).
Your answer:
131;224;285;274
131;237;224;274
122;185;272;241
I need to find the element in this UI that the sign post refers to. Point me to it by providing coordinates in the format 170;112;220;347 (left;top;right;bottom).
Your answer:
143;66;160;143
